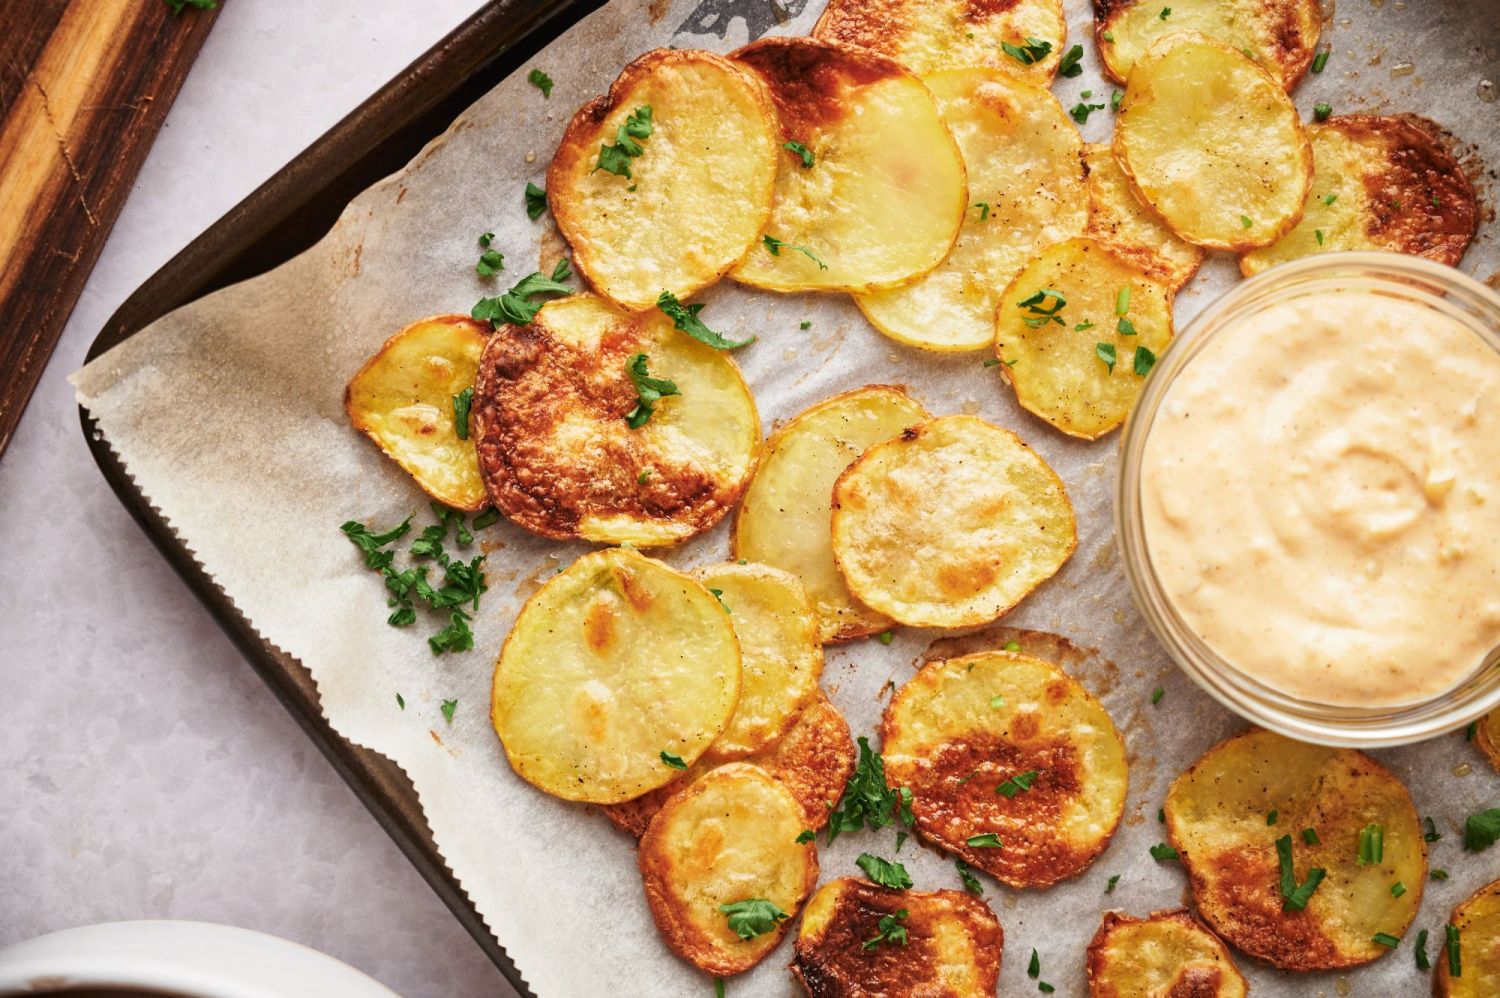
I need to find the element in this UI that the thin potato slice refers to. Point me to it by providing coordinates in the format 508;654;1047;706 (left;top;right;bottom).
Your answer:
1086;909;1248;997
471;294;759;547
856;68;1087;352
1475;708;1500;773
792;878;1002;997
729;38;966;293
733;386;929;643
1096;0;1321;91
995;238;1173;440
696;563;823;761
813;0;1067;84
1082;143;1203;291
639;763;818;975
345;314;490;511
603;690;856;838
490;548;740;804
1113;32;1312;251
1165;729;1425;971
1435;875;1500;997
882;650;1128;889
548;49;778;310
831;415;1075;628
1241;114;1479;275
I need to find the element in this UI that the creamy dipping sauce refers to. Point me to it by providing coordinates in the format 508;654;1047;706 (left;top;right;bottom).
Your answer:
1142;291;1500;707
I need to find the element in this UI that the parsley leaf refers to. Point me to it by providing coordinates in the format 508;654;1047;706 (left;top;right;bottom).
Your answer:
1302;827;1321;845
1105;873;1120;892
861;909;909;950
1070;100;1105;124
1313;102;1333;122
525;182;548;220
1017;288;1066;327
428;610;474;654
594;105;653;178
1002;37;1053;66
719;899;787;940
440;698;458;723
956;859;984;895
973;202;991;221
452;387;474;440
341;516;414;568
967;832;1003;848
762;235;828;270
527;68;554;98
1423;817;1443;843
827;737;914;844
660;750;688;769
472;259;574;326
1057;44;1085;77
795;829;815;844
997;770;1039;798
1159;6;1172;17
856;852;913;890
476;249;504;277
1463;808;1500;851
657;290;755;349
1133;346;1157;377
1111;89;1124;111
783;140;815;168
396;693;405;710
1096;342;1117;373
1149;842;1178;861
1117;316;1136;336
472;508;500;530
1029;949;1040;978
624;353;680;429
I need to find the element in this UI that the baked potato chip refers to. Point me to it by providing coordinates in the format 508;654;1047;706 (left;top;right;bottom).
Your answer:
1165;729;1425;971
882;650;1128;888
1096;0;1321;91
792;878;1002;997
995;237;1174;440
490;548;741;804
830;415;1075;628
345;314;490;512
547;49;778;310
1082;143;1202;291
696;563;823;761
604;690;856;838
639;763;818;975
1241;114;1479;275
813;0;1067;84
1086;909;1247;998
733;386;929;642
1435;875;1500;997
1113;32;1312;251
1475;708;1500;773
729;38;966;293
472;294;759;547
855;68;1087;352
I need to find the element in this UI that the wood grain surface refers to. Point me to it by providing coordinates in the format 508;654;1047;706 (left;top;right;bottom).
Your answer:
0;0;218;460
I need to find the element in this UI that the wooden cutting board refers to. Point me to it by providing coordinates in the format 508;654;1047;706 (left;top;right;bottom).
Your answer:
0;0;218;460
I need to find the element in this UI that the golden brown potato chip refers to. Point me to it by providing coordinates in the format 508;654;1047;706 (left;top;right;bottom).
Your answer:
733;386;929;643
547;49;778;310
882;649;1128;889
1475;708;1500;774
1082;143;1203;291
729;38;967;293
830;415;1075;628
813;0;1067;84
856;68;1087;352
1165;729;1425;971
1086;909;1247;997
471;294;759;547
1434;875;1500;997
490;547;740;804
1113;32;1312;251
792;877;1002;997
1241;114;1479;275
639;763;818;975
1096;0;1321;91
696;563;823;762
603;690;856;839
345;314;490;512
995;237;1173;440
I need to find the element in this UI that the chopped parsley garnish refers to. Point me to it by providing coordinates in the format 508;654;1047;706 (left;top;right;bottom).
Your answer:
983;358;1002;367
624;353;679;429
166;0;216;13
660;750;688;769
967;832;1003;848
1275;834;1326;911
429;611;474;654
478;231;494;248
1057;44;1085;78
719;899;787;940
472;258;574;326
1315;229;1325;245
1070;100;1105;124
452;386;474;440
396;693;405;710
715;977;724;998
1133;346;1157;376
862;909;909;951
1313;102;1333;122
637;469;651;484
1463;808;1500;851
799;320;812;330
1028;949;1040;978
1002;37;1054;66
1115;287;1131;316
594;105;653;178
783;140;815;168
1373;932;1401;949
1103;30;1115;42
1433;868;1450;880
990;695;1005;708
476;249;504;277
1117;316;1136;336
1240;215;1254;228
472;508;501;530
1003;641;1021;652
896;831;908;851
342;516;413;568
1357;823;1385;865
1038;985;1055;995
973;201;991;221
1159;5;1172;16
1267;810;1279;826
1416;928;1430;970
1323;192;1339;205
1445;925;1461;977
827;736;913;844
657;290;755;349
1391;881;1407;897
1111;90;1124;111
525;182;547;220
1105;873;1121;892
1096;342;1117;373
1075;319;1095;332
1311;49;1329;74
856;852;913;890
876;630;895;645
1149;842;1178;861
1157;808;1165;823
763;235;828;270
1017;288;1067;327
1423;817;1443;842
998;770;1039;798
707;587;732;614
956;859;984;895
1302;827;1321;846
343;508;487;649
796;829;815;844
527;68;554;98
440;698;457;723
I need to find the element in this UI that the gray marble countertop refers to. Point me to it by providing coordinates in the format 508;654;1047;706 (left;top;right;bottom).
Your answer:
0;3;519;995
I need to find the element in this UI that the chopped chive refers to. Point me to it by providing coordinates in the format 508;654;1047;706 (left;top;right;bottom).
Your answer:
1357;823;1385;865
1240;215;1253;228
1028;949;1040;978
997;770;1039;798
1466;721;1478;740
1373;932;1401;948
990;695;1006;708
1111;89;1123;111
1315;229;1324;245
1038;985;1054;994
983;358;1002;367
1445;925;1461;977
1432;868;1450;880
1115;286;1131;315
800;320;811;330
1267;810;1279;826
1105;873;1120;892
1151;686;1164;705
1416;928;1430;970
1391;881;1407;897
876;630;894;645
1311;49;1329;73
1002;641;1021;652
1302;827;1321;845
1323;192;1339;205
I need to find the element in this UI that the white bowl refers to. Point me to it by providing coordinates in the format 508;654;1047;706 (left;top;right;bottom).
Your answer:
0;921;400;998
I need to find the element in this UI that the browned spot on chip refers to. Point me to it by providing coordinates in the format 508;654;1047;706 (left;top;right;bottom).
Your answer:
1185;844;1340;971
1167;964;1224;998
733;37;902;139
936;558;1000;597
583;597;615;652
1341;114;1478;265
965;0;1024;17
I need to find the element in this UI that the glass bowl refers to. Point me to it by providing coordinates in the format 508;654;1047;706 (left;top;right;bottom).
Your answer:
1117;251;1500;748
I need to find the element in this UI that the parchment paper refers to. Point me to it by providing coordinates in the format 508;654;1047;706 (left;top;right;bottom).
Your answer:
73;0;1500;993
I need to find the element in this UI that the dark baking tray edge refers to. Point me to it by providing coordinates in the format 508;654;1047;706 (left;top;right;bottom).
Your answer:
78;2;608;993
